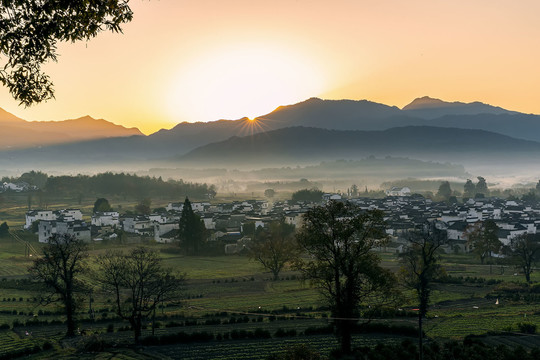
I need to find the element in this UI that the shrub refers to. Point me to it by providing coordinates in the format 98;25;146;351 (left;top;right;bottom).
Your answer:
517;322;536;334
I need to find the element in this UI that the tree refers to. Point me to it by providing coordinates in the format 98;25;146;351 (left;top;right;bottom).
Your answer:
475;176;488;197
97;247;184;343
296;201;396;354
1;1;133;106
242;222;256;238
400;224;445;360
291;188;324;203
179;197;206;255
506;234;540;283
18;171;48;188
249;221;299;280
28;234;88;337
536;180;540;194
93;198;112;213
463;179;475;198
465;220;501;269
135;198;151;215
350;184;359;198
264;188;276;198
521;190;538;203
0;222;9;237
436;181;452;201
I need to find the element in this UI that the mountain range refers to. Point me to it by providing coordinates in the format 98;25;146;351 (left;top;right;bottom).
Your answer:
0;108;142;150
2;96;540;171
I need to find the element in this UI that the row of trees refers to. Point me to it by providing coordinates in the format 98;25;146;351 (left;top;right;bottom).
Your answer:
32;200;440;356
248;201;442;356
466;220;540;282
3;171;216;201
34;199;540;356
436;176;489;201
29;235;184;342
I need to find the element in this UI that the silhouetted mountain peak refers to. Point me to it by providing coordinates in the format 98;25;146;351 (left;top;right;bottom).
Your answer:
402;96;517;119
403;96;448;110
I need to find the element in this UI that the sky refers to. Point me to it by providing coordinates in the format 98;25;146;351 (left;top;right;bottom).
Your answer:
1;0;540;135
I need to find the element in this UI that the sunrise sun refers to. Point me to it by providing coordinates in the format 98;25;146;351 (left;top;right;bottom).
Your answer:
166;43;326;122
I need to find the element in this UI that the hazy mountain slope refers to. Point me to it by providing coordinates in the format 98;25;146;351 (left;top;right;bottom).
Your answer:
30;116;142;139
0;107;26;123
150;97;538;147
425;113;540;143
0;109;143;150
255;97;409;130
179;126;540;166
3;96;540;169
148;118;255;151
402;96;518;119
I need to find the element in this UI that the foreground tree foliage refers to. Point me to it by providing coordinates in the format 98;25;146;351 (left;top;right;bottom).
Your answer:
29;233;88;337
97;247;185;343
296;201;396;355
400;224;445;360
250;221;299;280
0;0;133;105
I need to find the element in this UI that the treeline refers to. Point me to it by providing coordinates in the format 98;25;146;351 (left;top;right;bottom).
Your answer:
4;171;216;199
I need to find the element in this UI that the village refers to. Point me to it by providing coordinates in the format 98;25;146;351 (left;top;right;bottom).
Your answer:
19;185;540;256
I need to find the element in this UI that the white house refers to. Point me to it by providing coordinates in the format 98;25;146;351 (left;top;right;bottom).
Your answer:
91;212;120;227
25;209;83;230
385;187;411;197
284;212;305;228
38;220;91;243
154;222;179;243
25;210;55;229
166;202;184;212
123;216;153;234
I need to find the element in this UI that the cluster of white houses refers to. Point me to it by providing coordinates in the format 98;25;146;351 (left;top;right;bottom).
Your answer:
24;193;540;254
1;181;36;193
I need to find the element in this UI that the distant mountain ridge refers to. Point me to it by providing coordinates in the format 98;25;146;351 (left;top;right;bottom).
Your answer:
0;110;143;150
402;96;518;119
178;125;540;166
2;96;540;171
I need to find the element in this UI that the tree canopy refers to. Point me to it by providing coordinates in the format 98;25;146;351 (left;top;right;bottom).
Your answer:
400;224;445;360
28;233;89;336
475;176;488;197
291;188;323;203
97;247;184;343
0;222;9;237
506;234;540;283
1;0;133;105
179;197;206;255
463;179;475;198
465;220;501;267
296;201;396;354
436;181;452;201
93;197;112;213
249;221;298;280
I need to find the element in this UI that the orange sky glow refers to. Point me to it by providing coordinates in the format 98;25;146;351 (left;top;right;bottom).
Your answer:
1;0;540;134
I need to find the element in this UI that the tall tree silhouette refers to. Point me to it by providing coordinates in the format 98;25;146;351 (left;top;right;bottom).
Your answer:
179;197;206;255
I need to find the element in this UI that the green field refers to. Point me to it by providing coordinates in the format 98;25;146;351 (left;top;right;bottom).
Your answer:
1;232;540;359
